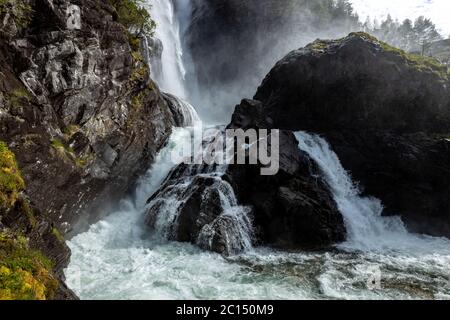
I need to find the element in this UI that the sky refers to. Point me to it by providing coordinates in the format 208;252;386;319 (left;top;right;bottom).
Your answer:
350;0;450;36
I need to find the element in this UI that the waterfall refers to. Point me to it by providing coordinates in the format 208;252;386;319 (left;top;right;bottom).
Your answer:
163;93;202;127
141;0;201;128
145;127;254;255
295;132;450;253
143;0;188;99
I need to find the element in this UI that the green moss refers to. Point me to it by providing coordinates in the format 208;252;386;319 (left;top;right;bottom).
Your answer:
0;0;33;30
128;34;141;52
0;141;26;209
130;65;147;83
51;227;64;243
63;125;80;138
147;81;156;92
51;139;74;154
308;40;329;51
17;197;37;228
131;50;144;62
109;0;156;36
51;139;88;168
130;89;149;110
5;87;32;108
0;232;57;300
349;32;449;80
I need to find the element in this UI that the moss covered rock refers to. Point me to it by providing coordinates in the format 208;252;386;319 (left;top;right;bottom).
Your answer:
246;32;450;134
0;141;25;209
0;231;58;300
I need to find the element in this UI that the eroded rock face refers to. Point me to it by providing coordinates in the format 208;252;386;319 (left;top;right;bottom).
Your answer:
0;0;176;233
230;33;450;238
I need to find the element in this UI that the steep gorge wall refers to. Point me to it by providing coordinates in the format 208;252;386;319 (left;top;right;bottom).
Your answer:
0;0;178;299
1;0;176;234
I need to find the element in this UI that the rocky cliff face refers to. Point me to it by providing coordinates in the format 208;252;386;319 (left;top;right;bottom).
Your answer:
1;0;176;233
231;33;450;238
1;0;178;299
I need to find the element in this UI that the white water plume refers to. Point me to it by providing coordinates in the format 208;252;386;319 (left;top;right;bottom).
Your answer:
295;131;450;255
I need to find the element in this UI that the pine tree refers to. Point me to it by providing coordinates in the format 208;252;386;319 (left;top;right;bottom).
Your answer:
413;16;442;55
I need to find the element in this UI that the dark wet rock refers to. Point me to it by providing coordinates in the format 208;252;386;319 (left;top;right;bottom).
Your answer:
145;163;253;255
1;0;177;299
225;130;346;249
245;32;450;133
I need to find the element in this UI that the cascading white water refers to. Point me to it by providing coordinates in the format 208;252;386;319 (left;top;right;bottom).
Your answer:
142;0;201;128
162;93;202;127
295;131;450;254
145;127;254;254
144;0;187;99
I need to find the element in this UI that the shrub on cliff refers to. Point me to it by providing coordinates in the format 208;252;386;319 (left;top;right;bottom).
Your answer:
0;0;33;30
0;142;25;209
109;0;155;36
0;232;58;300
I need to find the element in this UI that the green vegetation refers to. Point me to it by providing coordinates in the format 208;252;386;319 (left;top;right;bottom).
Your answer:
363;15;443;56
131;90;147;110
109;0;156;50
51;226;64;243
109;0;155;35
51;139;88;168
130;49;148;81
0;0;33;30
0;232;57;300
51;139;69;151
5;87;32;109
350;32;449;79
0;141;25;209
309;40;329;51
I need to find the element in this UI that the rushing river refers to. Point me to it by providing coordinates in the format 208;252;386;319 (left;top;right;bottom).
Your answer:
64;0;450;300
65;127;450;300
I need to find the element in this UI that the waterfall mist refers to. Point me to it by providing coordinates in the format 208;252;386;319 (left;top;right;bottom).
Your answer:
176;0;363;124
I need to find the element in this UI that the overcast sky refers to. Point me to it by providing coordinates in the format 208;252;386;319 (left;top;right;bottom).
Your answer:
350;0;450;36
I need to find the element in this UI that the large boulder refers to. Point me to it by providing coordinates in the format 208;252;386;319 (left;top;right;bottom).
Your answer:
224;130;346;249
230;33;450;237
250;32;450;133
145;164;254;256
144;129;345;253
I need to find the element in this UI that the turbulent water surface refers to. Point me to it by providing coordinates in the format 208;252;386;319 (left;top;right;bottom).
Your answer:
64;0;450;300
65;129;450;300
